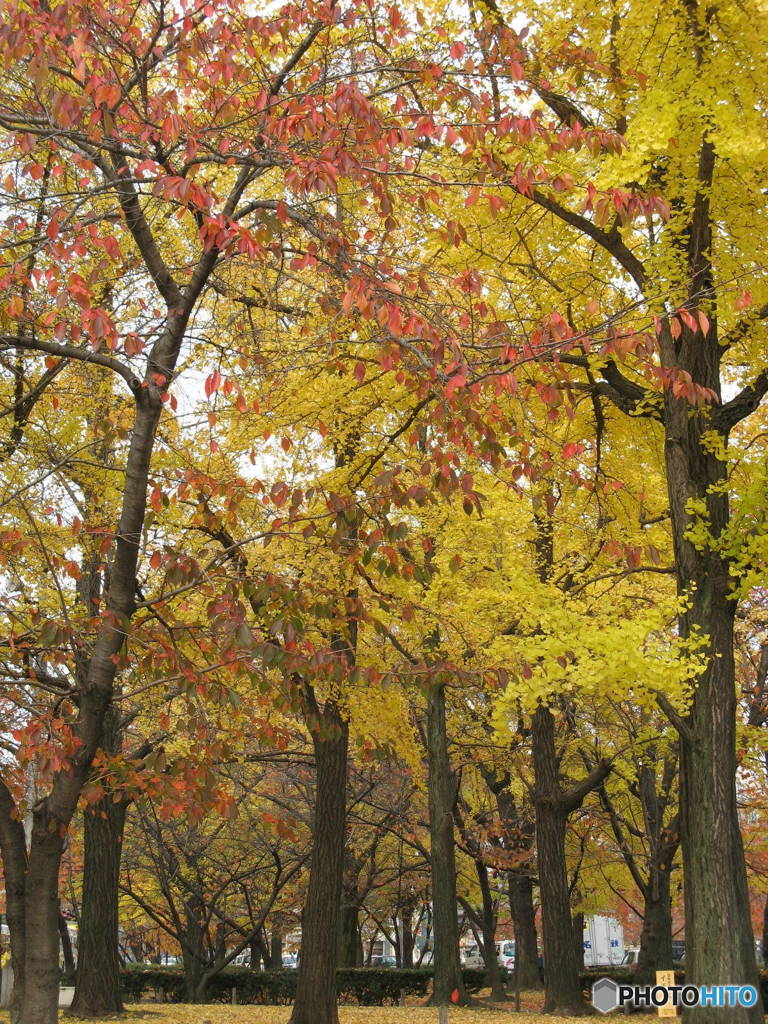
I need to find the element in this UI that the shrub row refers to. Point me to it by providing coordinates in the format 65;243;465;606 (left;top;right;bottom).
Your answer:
121;964;503;1005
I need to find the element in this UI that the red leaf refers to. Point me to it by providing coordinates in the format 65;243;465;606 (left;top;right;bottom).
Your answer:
451;989;461;1003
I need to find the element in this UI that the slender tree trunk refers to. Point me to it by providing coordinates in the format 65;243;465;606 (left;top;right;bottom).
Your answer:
399;898;417;968
425;683;467;1006
572;912;585;972
475;860;505;1000
290;704;349;1024
185;893;207;1003
532;706;587;1015
508;873;541;989
338;895;361;967
636;874;674;984
57;914;76;983
270;925;283;969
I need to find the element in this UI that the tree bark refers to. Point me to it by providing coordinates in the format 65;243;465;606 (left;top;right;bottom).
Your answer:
0;783;27;1024
57;914;76;984
636;879;674;984
338;896;362;968
532;705;608;1015
425;683;467;1006
289;702;349;1024
508;873;541;989
19;828;65;1024
184;893;207;1003
659;304;761;1021
475;860;506;1000
270;924;283;969
71;703;129;1017
399;901;416;968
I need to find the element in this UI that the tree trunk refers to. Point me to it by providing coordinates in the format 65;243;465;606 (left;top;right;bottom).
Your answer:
338;900;361;968
508;873;541;989
572;911;585;972
659;310;761;1022
636;875;674;984
57;914;76;983
0;790;27;1024
290;703;349;1024
425;683;467;1006
475;860;505;1000
185;893;207;1003
400;903;415;968
71;707;129;1017
532;706;586;1015
270;925;283;969
19;829;65;1024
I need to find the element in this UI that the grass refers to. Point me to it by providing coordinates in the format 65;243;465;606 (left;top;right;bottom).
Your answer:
0;1004;662;1023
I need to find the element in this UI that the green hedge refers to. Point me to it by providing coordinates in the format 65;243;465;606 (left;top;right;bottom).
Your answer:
121;964;504;1005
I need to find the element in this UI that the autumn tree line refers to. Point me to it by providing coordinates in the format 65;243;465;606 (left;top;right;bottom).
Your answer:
0;0;766;1021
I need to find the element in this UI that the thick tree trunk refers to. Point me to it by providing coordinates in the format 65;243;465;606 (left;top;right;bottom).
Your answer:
532;706;587;1015
508;873;541;989
425;684;467;1006
475;860;505;1000
636;876;674;984
659;311;761;1022
290;704;349;1024
0;789;27;1024
19;829;65;1024
762;895;768;966
71;703;129;1017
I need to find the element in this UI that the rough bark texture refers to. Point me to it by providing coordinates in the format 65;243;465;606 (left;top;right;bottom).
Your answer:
71;707;129;1017
637;883;674;983
338;895;362;968
289;703;349;1024
0;782;27;1024
657;190;761;1019
508;873;541;989
425;684;467;1007
475;860;506;1000
533;707;584;1014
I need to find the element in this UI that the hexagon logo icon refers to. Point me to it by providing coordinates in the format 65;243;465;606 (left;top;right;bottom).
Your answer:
592;977;619;1014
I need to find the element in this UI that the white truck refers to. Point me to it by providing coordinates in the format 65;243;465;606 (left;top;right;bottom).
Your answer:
582;915;624;967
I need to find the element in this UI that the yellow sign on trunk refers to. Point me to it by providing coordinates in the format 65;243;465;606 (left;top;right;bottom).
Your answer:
656;970;677;1017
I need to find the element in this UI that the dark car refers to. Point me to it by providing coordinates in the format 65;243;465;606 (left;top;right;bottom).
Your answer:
369;955;398;967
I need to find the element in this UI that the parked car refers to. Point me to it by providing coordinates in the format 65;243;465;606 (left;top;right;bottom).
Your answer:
462;945;485;969
282;953;299;969
496;939;516;971
369;955;397;967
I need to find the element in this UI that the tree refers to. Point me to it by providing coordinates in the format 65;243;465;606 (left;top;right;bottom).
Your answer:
444;0;768;1012
0;0;440;1018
